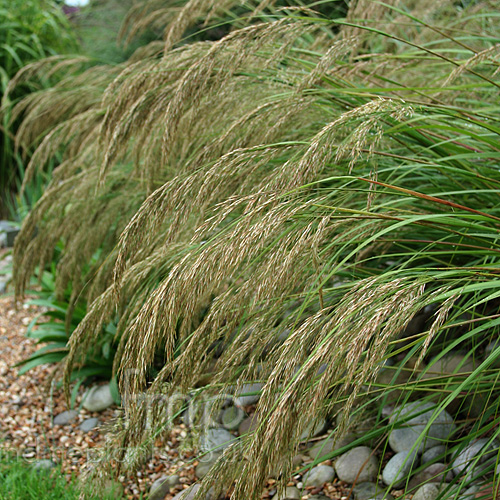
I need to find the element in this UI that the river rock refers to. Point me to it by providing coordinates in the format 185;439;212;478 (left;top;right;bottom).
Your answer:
335;446;379;483
304;464;335;486
82;384;114;412
200;427;237;456
421;445;447;465
451;484;480;500
196;453;221;478
221;405;245;431
375;369;413;404
32;459;56;471
352;482;377;500
408;463;454;488
79;417;99;432
382;449;418;487
149;474;180;500
235;383;263;405
274;486;301;499
307;433;356;460
425;354;476;379
352;482;393;500
239;414;259;435
172;488;192;500
412;483;441;500
463;393;488;419
388;401;455;453
452;438;499;478
300;418;327;440
172;484;214;500
0;221;19;247
53;410;78;426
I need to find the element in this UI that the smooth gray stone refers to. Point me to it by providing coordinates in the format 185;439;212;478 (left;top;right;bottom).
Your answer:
307;433;356;460
304;464;335;487
182;399;202;428
196;453;221;478
221;405;245;431
382;449;418;487
0;221;19;247
300;418;327;440
150;474;180;500
452;438;499;477
79;417;99;432
32;459;56;471
486;338;500;353
352;482;393;500
457;484;480;500
0;281;6;294
408;463;453;489
82;384;114;412
172;484;215;500
53;410;78;426
388;401;455;453
426;354;476;378
235;383;263;405
412;483;441;500
335;446;379;483
200;427;237;456
462;392;488;419
421;445;447;465
238;414;259;435
273;486;301;499
352;482;378;500
382;405;395;419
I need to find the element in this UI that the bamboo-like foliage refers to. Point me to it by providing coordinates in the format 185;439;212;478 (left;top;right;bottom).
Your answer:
9;0;500;498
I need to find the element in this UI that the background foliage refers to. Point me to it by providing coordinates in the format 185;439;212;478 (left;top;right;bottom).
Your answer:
0;0;78;217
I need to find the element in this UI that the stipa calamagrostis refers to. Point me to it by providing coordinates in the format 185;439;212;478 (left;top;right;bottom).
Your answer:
6;1;500;497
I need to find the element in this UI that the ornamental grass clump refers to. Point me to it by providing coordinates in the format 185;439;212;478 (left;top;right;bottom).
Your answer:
7;0;500;498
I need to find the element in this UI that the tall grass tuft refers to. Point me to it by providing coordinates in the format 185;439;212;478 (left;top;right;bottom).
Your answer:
8;0;500;497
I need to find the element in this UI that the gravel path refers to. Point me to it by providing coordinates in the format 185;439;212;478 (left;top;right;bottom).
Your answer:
0;290;354;500
0;294;201;499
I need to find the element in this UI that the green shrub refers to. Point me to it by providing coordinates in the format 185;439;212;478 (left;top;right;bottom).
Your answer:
0;0;78;215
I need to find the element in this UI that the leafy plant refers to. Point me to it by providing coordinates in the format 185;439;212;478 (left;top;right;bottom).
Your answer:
0;0;78;215
16;267;118;403
4;156;56;222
